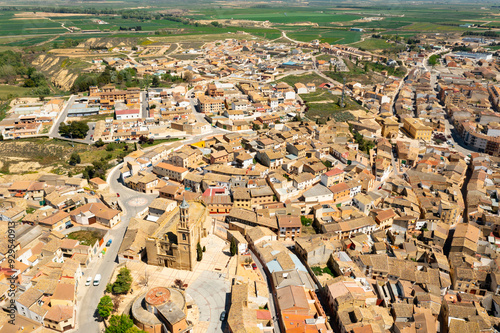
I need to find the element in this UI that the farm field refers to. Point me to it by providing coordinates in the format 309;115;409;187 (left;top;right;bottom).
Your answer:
0;11;67;36
287;28;362;44
189;8;362;25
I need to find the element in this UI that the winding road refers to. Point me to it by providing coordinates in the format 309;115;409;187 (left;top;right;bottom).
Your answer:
75;164;157;333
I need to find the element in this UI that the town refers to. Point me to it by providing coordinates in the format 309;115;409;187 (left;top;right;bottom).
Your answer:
2;11;500;333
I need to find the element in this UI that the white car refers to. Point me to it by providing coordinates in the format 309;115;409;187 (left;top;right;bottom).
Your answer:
85;277;92;286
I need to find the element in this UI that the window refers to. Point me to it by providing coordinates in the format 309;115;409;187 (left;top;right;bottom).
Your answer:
182;234;186;241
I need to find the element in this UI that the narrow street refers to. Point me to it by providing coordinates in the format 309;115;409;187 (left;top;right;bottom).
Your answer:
75;165;157;333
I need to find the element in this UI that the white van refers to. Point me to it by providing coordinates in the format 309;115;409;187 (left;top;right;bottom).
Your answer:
85;277;92;286
93;274;102;286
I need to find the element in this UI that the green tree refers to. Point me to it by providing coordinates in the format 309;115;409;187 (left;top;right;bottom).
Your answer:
196;242;203;261
95;138;105;147
230;238;237;256
97;295;114;319
300;216;313;226
105;314;145;333
151;76;160;87
252;123;261;131
112;267;132;294
69;152;81;166
59;121;89;139
82;160;110;180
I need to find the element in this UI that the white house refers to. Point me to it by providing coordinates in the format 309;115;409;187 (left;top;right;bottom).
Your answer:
284;90;296;100
16;288;46;324
115;109;140;120
302;184;333;203
294;83;308;94
224;109;245;120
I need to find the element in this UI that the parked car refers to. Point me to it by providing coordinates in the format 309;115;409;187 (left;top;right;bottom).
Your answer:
65;223;73;229
85;277;92;286
106;239;112;247
116;193;120;197
220;311;226;321
252;263;257;270
93;274;101;286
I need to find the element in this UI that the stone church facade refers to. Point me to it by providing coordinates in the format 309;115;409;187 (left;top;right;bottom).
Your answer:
145;199;207;271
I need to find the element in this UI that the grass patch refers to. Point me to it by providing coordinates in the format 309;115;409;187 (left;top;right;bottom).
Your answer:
311;266;334;277
67;230;101;246
78;142;132;164
76;113;113;123
139;137;181;148
300;90;337;102
353;38;400;51
0;85;30;100
315;54;333;61
0;138;128;174
305;95;361;123
287;28;362;44
277;72;326;87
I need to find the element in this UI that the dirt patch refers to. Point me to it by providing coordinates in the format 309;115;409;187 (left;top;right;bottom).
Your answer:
14;12;92;18
0;140;74;175
81;37;142;49
32;55;80;91
48;49;92;57
196;19;270;28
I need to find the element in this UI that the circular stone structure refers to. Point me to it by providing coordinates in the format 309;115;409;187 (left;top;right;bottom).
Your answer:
145;287;171;309
131;287;187;333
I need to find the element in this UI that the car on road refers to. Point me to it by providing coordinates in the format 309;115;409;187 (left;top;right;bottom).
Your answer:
85;277;92;286
93;274;101;286
106;239;112;247
116;193;120;197
252;263;257;270
220;311;226;321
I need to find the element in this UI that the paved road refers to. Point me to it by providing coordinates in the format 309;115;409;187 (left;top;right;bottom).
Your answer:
250;251;281;333
444;117;476;156
75;165;157;333
141;91;149;119
186;271;230;333
48;95;96;145
188;98;208;124
49;95;76;138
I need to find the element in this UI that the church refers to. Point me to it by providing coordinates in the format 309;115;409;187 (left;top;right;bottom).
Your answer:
145;199;208;271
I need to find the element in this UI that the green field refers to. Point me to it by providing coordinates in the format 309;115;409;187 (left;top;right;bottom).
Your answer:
189;8;362;25
287;28;362;44
3;36;53;47
352;38;405;51
0;85;30;100
0;12;66;36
